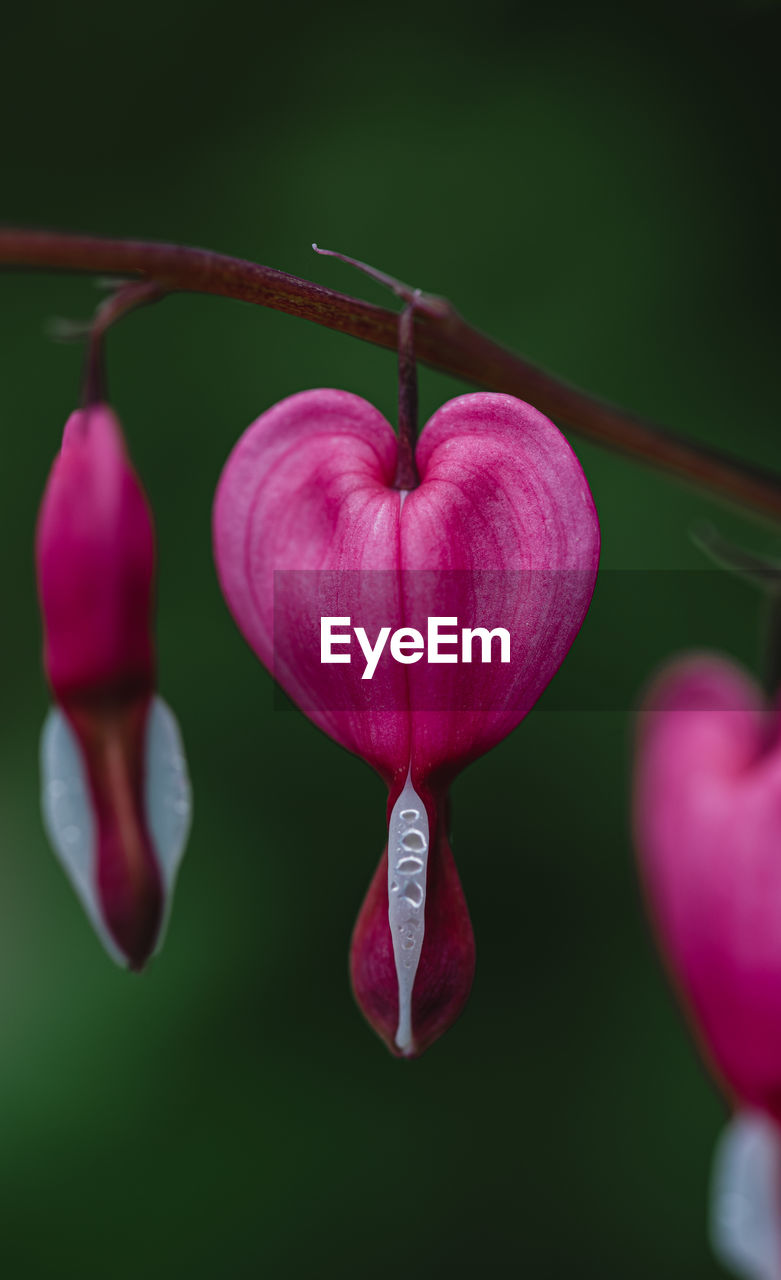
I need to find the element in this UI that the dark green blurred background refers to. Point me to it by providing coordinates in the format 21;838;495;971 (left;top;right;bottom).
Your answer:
2;1;780;1274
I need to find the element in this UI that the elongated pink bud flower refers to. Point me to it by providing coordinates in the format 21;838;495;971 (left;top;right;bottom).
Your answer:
214;389;599;1053
635;656;781;1278
36;404;191;970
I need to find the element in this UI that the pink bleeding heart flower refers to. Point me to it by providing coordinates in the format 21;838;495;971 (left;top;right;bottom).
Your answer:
214;388;599;1055
634;655;781;1279
36;403;191;970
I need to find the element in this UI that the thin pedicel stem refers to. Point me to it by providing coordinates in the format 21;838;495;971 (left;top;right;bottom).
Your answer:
312;247;422;487
693;523;781;697
2;227;781;522
312;244;422;308
395;300;420;490
691;523;781;590
82;280;164;407
762;595;781;700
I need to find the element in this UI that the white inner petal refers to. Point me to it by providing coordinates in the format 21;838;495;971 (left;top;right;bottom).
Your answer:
388;769;429;1055
40;707;124;965
143;697;192;954
40;697;191;966
711;1110;781;1280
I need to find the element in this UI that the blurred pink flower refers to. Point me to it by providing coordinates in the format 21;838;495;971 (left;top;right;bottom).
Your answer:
635;655;781;1278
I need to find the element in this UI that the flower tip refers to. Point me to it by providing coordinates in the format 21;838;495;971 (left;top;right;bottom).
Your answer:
350;834;475;1059
125;942;155;974
102;874;164;972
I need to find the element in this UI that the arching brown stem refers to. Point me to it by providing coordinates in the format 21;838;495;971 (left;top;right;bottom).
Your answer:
1;227;780;521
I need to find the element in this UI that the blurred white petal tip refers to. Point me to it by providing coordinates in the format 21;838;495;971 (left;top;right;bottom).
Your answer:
711;1110;781;1280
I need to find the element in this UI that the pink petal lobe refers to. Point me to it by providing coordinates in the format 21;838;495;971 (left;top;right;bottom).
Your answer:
635;655;781;1121
213;389;409;783
403;392;600;784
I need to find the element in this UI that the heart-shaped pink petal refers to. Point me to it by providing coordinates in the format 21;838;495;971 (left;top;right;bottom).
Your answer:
214;388;599;784
214;387;599;1052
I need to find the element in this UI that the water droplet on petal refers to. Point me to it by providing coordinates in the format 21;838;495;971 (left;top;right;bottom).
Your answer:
400;881;423;908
